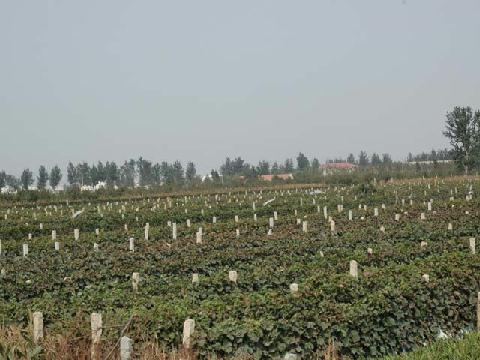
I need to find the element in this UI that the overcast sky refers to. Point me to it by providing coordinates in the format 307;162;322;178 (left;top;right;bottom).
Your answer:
1;0;479;175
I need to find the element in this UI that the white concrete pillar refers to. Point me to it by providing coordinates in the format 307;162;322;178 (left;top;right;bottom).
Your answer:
33;311;43;343
229;270;238;283
132;272;140;292
289;283;299;294
183;319;195;349
120;336;133;360
90;313;103;360
349;260;358;278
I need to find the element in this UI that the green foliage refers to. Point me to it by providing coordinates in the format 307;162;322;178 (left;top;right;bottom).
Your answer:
358;150;369;167
444;106;480;174
20;169;34;190
0;171;6;188
296;153;310;171
37;166;49;190
384;332;480;360
66;162;77;186
49;165;62;190
371;153;382;166
0;342;42;360
186;162;197;183
347;153;356;164
1;180;480;359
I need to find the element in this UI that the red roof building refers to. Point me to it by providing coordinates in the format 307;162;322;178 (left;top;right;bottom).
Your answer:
259;173;294;181
320;162;357;170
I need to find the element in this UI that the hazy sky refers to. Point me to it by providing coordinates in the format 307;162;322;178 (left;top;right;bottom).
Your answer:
1;1;479;175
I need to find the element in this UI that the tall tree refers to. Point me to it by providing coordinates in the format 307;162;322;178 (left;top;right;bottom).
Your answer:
90;161;106;184
284;159;294;172
218;157;249;177
358;151;369;167
271;161;279;174
20;169;34;190
49;165;62;190
347;153;356;164
257;160;270;175
67;162;77;185
137;157;153;186
120;159;137;187
0;171;6;188
152;163;162;185
5;174;18;188
220;157;233;176
160;161;174;185
296;153;310;171
371;153;382;166
443;106;480;174
210;169;220;182
37;165;49;190
185;162;197;183
76;162;91;185
382;153;393;165
311;158;320;170
105;161;119;186
172;161;184;184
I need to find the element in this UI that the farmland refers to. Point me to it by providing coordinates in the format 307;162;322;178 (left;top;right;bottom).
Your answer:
1;178;480;359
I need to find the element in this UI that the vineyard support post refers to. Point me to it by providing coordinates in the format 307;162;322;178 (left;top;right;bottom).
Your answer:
469;238;475;254
229;270;238;283
33;311;43;343
183;318;195;349
91;313;102;360
477;292;480;331
132;272;140;292
120;336;133;360
290;283;299;294
349;260;358;279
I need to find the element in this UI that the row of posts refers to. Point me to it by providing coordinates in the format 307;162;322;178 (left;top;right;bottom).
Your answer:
16;233;478;257
30;284;480;359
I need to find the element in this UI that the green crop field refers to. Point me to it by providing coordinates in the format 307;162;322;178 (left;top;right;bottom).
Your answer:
1;178;480;359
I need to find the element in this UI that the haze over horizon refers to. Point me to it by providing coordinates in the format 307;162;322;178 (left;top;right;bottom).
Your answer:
1;0;480;175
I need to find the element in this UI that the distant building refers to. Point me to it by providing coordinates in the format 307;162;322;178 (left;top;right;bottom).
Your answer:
1;186;16;194
321;162;357;170
320;162;357;175
202;174;224;182
406;160;453;165
259;173;294;181
94;181;107;190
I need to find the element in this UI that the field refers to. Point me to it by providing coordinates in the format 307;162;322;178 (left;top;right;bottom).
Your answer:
385;332;480;360
1;178;480;359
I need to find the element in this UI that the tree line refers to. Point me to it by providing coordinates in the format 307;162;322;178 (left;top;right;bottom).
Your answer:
0;148;452;191
6;105;480;191
65;158;197;188
0;166;62;191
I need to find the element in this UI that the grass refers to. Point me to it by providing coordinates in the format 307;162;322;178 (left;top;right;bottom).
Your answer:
384;332;480;360
3;324;480;360
0;325;197;360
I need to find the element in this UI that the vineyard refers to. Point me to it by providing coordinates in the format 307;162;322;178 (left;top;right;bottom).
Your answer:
1;178;480;359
